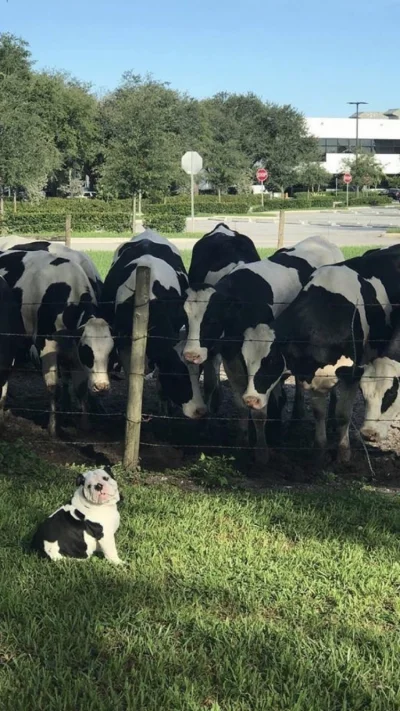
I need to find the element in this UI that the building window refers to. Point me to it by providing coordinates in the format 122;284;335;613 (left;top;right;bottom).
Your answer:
319;138;400;155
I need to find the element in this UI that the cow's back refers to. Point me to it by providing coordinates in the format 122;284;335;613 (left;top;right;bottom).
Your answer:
188;224;259;285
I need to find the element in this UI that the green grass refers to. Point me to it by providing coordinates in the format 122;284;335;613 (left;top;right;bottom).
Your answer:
386;227;400;234
87;245;380;280
0;442;399;710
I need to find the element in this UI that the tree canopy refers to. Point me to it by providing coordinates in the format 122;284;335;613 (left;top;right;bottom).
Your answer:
0;32;334;201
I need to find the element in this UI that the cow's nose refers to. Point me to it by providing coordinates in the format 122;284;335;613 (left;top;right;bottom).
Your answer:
184;351;203;364
94;483;103;491
361;427;381;443
244;395;263;410
194;406;207;419
91;382;110;395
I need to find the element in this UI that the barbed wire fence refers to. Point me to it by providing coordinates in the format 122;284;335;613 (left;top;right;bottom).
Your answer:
2;262;400;473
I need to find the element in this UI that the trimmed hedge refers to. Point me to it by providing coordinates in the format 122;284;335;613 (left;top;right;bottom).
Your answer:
0;211;132;233
143;213;186;233
144;199;251;216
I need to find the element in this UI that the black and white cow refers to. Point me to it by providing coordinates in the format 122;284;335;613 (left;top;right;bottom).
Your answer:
183;237;343;457
0;237;103;298
0;276;20;424
187;223;260;411
0;249;114;436
241;245;400;461
101;230;207;419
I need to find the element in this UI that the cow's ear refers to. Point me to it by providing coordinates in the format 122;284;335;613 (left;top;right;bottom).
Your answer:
76;473;85;487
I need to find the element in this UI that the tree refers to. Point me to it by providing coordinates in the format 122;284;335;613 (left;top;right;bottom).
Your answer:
261;106;319;196
296;161;331;194
0;33;32;79
341;153;386;190
0;74;60;211
100;73;183;200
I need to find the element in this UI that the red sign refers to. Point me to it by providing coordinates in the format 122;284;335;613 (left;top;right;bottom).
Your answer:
256;168;268;183
343;173;352;184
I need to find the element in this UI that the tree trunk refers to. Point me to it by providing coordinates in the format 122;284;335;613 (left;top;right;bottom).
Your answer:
132;194;137;235
13;191;17;214
281;186;285;199
218;188;221;203
307;189;310;198
317;184;320;193
0;195;3;216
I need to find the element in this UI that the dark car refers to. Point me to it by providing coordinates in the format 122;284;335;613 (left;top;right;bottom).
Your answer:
387;188;400;200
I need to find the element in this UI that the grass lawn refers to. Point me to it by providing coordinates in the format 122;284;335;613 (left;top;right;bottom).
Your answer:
0;442;400;711
87;245;382;280
386;227;400;234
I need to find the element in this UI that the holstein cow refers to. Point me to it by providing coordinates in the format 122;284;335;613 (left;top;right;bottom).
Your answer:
187;223;260;411
0;237;103;298
0;249;114;436
0;276;21;423
241;246;400;462
183;236;343;458
100;231;207;419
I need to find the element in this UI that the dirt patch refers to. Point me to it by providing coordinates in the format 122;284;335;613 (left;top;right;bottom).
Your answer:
3;364;400;486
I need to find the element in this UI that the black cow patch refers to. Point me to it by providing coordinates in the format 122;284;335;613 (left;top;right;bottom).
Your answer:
78;344;94;369
0;251;26;288
36;282;72;349
381;377;399;414
188;226;259;285
51;257;70;266
269;251;314;287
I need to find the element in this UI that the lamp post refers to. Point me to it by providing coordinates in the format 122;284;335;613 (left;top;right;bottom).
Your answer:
347;101;368;193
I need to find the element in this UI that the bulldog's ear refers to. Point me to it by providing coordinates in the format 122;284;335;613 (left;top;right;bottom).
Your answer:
103;465;114;478
76;473;85;487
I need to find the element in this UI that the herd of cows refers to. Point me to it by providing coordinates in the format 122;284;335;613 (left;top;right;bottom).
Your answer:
0;224;399;466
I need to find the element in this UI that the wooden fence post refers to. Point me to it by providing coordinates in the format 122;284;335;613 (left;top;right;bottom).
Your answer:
65;214;72;247
132;194;137;235
123;265;151;470
13;191;17;214
277;210;285;249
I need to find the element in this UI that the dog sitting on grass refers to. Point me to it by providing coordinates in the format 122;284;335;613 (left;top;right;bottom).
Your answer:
32;469;123;564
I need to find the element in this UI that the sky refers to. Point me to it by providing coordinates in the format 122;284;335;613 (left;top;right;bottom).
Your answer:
1;0;399;116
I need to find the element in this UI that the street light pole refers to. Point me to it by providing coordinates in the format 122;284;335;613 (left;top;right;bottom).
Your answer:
347;101;368;194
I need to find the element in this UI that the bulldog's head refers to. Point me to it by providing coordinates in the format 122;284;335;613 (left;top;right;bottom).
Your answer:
76;468;120;506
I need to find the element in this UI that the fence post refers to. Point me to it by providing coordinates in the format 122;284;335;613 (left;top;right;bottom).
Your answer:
123;265;151;470
132;194;137;235
277;210;285;249
13;191;17;214
65;214;72;247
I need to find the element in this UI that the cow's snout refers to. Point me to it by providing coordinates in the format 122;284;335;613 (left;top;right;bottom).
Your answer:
193;405;207;419
90;381;110;396
361;426;381;443
184;351;204;365
244;395;264;410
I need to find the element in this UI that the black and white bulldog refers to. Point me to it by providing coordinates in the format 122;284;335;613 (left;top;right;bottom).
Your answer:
32;469;123;563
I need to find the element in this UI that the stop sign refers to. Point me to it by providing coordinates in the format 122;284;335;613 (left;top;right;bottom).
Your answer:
343;173;352;184
256;168;268;183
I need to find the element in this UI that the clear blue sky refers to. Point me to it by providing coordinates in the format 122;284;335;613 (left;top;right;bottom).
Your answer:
2;0;399;116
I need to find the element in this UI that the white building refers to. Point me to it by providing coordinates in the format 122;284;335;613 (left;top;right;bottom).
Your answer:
306;109;400;175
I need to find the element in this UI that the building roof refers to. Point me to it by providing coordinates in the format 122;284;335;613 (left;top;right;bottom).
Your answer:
349;111;387;119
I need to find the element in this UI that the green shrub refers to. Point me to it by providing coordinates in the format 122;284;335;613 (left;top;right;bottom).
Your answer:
143;213;186;233
1;211;132;234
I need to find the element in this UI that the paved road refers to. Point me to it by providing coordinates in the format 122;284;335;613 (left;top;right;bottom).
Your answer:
72;206;400;252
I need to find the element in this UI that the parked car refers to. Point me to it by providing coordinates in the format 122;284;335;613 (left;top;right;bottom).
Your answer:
387;188;400;201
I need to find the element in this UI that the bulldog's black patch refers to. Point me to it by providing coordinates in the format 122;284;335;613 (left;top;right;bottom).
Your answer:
51;257;70;266
31;507;104;559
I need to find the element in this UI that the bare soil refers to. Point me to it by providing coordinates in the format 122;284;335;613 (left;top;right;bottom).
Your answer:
3;363;400;487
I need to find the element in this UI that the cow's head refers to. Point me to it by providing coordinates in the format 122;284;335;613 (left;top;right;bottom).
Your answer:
56;317;114;395
157;341;207;419
360;357;400;442
183;285;224;365
241;324;286;411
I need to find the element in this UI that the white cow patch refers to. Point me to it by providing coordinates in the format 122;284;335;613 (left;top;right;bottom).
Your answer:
207;224;236;238
241;324;279;409
183;286;216;363
287;236;344;268
302;356;354;392
361;357;400;440
116;254;182;306
204;262;241;286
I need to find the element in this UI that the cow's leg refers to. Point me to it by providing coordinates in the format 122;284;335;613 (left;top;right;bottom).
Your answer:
0;371;10;426
40;339;59;437
335;381;359;463
223;356;251;444
327;388;337;432
310;390;328;458
70;368;90;432
292;376;305;421
250;407;269;464
204;355;221;414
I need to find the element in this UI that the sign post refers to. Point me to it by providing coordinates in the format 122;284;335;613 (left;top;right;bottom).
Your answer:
256;168;269;208
181;151;203;232
343;173;352;207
